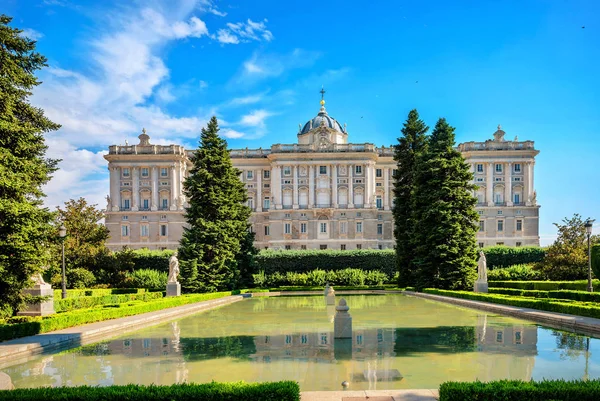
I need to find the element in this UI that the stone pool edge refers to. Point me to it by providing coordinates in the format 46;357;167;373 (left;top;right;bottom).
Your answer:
406;291;600;337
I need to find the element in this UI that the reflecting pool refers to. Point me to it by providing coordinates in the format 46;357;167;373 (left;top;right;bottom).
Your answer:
3;295;600;390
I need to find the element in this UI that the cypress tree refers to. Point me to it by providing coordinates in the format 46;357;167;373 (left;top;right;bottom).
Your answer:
392;109;428;287
411;118;478;290
0;15;60;316
178;117;251;292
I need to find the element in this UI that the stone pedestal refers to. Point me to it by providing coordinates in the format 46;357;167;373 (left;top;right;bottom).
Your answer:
325;285;336;305
334;298;352;339
166;282;181;297
18;283;54;317
474;280;488;293
0;372;14;390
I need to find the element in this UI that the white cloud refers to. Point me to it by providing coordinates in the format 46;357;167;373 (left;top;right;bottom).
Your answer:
228;93;265;106
216;18;273;45
232;49;321;86
221;129;246;139
208;8;227;17
239;109;272;128
20;28;44;40
199;80;208;89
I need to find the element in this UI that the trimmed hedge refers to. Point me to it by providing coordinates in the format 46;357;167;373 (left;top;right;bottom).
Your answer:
253;268;391;287
490;280;600;291
0;382;300;400
489;287;600;302
483;246;546;268
0;292;237;342
488;264;542;281
254;249;396;276
54;292;164;313
53;288;154;299
439;379;600;400
422;289;600;319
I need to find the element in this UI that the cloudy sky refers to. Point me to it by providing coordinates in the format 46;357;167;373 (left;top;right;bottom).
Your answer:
5;0;600;244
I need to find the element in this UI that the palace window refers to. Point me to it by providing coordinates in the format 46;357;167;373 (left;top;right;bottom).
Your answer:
340;221;347;234
497;210;503;215
516;219;523;231
341;244;346;250
263;198;270;210
514;194;520;204
356;244;362;250
141;215;148;221
285;245;291;250
377;224;383;235
479;242;484;248
376;182;382;187
248;198;254;210
263;170;270;179
376;196;383;209
140;225;149;237
161;168;168;177
478;210;484;215
121;225;129;236
122;168;130;177
320;222;327;233
497;220;504;232
301;245;307;250
123;199;130;210
160;181;169;186
376;168;382;178
301;223;307;233
355;165;362;174
141;168;149;177
378;214;383;220
283;166;291;176
162;199;169;209
122;215;128;221
319;166;327;174
284;213;291;219
160;214;167;220
476;164;483;173
264;225;270;236
479;221;485;232
284;223;291;234
495;164;503;173
514;163;521;172
516;242;522;247
320;245;328;250
516;209;522;215
247;170;253;179
160;225;167;236
356;222;363;233
514;177;521;182
142;199;149;209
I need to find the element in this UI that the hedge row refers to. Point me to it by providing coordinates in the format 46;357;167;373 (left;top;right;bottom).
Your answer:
54;292;164;313
0;382;300;401
593;244;600;278
487;264;542;281
490;280;600;291
254;249;396;276
482;246;546;268
52;288;153;299
0;291;238;342
488;288;600;302
252;268;392;287
422;289;600;319
439;379;600;401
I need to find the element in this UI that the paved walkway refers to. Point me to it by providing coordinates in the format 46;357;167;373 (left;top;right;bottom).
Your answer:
0;294;246;369
301;389;439;401
407;291;600;336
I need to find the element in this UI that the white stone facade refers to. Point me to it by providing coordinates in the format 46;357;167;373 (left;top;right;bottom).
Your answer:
104;106;540;251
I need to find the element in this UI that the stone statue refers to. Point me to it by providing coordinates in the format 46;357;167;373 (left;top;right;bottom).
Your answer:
168;252;180;283
531;190;537;204
105;195;111;208
477;251;487;282
31;272;47;286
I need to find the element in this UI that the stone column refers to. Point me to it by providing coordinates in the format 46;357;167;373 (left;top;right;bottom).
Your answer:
308;165;314;208
179;162;186;210
505;162;512;206
275;165;282;209
364;163;371;207
256;169;262;212
332;164;338;208
348;164;354;208
151;166;159;211
132;167;139;211
524;161;531;206
293;166;299;209
486;162;494;206
383;167;390;210
529;161;535;202
170;164;178;211
369;162;376;208
109;166;120;211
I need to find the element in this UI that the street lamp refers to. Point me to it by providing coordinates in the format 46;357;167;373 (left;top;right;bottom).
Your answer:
584;218;595;293
59;224;67;299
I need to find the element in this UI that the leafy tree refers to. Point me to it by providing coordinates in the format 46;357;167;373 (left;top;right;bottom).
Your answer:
47;198;109;283
411;118;479;290
392;109;428;287
178;117;251;292
235;229;259;289
0;15;60;316
534;214;600;280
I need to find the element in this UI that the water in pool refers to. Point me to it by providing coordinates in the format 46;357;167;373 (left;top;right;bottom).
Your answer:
3;294;600;390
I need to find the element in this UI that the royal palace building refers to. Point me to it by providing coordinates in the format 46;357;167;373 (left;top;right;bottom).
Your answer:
104;96;540;251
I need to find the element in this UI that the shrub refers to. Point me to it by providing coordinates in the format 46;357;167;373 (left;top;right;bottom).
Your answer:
483;246;546;268
54;292;164;313
0;382;300;401
488;264;542;281
252;270;267;288
489;280;600;291
126;269;168;289
439;379;600;401
254;249;396;276
592;244;600;279
253;269;391;287
51;268;96;289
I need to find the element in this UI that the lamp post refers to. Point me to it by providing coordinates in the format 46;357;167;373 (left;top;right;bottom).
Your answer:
59;225;67;299
584;218;595;293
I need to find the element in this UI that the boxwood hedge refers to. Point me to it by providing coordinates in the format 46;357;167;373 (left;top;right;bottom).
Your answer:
488;287;600;302
54;292;164;313
439;379;600;401
490;280;600;291
482;246;546;268
0;382;300;401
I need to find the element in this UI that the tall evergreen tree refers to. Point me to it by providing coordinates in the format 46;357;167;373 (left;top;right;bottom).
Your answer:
178;117;251;292
392;109;428;287
411;118;478;290
0;15;60;316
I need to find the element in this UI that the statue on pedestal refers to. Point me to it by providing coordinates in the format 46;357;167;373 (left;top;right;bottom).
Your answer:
168;252;180;283
477;251;487;282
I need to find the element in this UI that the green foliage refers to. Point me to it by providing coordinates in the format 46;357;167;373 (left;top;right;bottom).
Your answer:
54;292;163;313
483;246;546;268
128;248;173;272
0;291;236;342
235;230;259;289
252;269;391;287
488;287;600;302
489;280;600;291
179;117;251;292
254;249;396;276
0;382;301;401
51;267;96;289
423;289;600;319
439;379;600;401
488;264;542;281
393;109;429;287
592;244;600;279
126;269;168;289
52;288;150;298
411;118;478;290
0;15;61;316
534;214;600;280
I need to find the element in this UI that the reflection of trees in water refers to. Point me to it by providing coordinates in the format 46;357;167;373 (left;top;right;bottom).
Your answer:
393;326;476;355
552;330;589;360
252;295;395;312
180;336;257;361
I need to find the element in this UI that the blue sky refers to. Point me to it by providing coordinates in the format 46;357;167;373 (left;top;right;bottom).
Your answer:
5;0;600;244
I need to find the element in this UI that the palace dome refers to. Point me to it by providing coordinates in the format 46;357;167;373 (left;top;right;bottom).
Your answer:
300;104;347;135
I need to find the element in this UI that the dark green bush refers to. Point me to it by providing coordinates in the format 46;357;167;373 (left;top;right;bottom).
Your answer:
0;381;300;401
439;379;600;401
126;269;168;289
253;269;391;287
53;288;151;299
489;280;600;291
422;289;600;319
254;249;396;276
488;264;542;281
54;292;164;313
51;268;96;289
483;246;546;268
488;288;550;298
592;244;600;279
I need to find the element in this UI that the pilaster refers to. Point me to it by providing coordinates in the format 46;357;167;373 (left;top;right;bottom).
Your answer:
383;167;390;210
151;166;159;211
332;164;338;208
132;167;139;211
486;162;494;206
505;162;513;206
348;164;354;208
